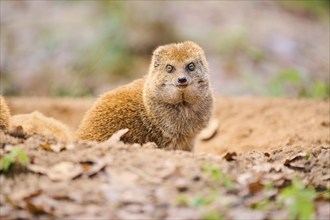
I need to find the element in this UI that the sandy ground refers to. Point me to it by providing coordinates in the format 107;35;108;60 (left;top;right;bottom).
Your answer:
1;97;329;219
7;96;330;154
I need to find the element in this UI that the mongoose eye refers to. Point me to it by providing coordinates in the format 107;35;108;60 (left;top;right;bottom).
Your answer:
187;62;195;71
166;64;175;73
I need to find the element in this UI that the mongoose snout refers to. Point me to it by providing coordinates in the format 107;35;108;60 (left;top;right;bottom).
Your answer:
177;77;188;84
175;76;189;88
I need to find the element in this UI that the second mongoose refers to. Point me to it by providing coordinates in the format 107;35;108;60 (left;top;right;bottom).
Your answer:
11;111;72;142
76;41;213;151
0;96;71;141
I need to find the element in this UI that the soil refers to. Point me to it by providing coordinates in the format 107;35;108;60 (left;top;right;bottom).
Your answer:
7;96;330;154
1;97;329;219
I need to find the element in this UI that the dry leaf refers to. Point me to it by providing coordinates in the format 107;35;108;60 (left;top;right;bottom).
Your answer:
104;129;129;145
322;174;330;181
253;162;284;173
46;161;82;181
284;152;307;165
24;193;56;216
40;142;52;151
223;152;237;161
80;157;112;176
50;143;65;152
284;152;308;170
8;189;42;209
159;161;182;180
175;178;189;192
248;181;265;195
29;164;47;174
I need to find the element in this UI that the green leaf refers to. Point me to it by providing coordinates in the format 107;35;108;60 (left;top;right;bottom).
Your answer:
253;199;269;211
309;81;330;98
0;147;29;174
268;68;303;96
278;179;316;220
192;196;213;208
17;149;29;165
203;164;235;189
222;175;235;189
202;210;223;220
1;157;11;172
176;195;189;206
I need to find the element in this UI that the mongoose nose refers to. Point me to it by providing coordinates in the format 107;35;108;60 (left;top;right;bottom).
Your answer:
178;77;187;84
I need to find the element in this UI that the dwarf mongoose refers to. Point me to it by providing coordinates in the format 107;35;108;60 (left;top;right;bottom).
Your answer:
0;96;11;130
76;41;213;151
11;111;72;142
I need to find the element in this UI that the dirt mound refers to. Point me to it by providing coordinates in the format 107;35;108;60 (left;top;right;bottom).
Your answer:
2;97;329;219
0;128;329;219
7;97;330;155
196;97;330;154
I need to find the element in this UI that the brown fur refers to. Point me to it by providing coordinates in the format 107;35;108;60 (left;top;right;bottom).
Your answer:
76;41;213;151
0;96;11;130
11;111;72;142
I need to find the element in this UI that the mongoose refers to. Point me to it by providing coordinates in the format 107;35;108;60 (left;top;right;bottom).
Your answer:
0;96;11;130
76;41;213;151
11;111;72;142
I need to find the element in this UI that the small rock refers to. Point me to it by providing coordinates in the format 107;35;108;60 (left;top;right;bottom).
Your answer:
175;178;189;192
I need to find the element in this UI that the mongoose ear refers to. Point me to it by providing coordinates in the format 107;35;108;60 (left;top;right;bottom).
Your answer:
152;46;165;68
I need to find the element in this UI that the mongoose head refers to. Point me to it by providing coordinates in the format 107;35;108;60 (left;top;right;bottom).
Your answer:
145;41;211;105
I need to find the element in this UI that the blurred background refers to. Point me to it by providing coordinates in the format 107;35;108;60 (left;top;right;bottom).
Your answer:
1;0;329;98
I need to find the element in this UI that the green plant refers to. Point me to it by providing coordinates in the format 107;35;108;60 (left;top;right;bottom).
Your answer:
251;184;276;211
203;164;235;189
191;196;214;208
278;179;317;220
202;210;223;220
0;147;29;174
176;195;190;206
268;68;303;96
176;190;220;208
267;68;330;98
253;199;270;211
301;80;330;98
